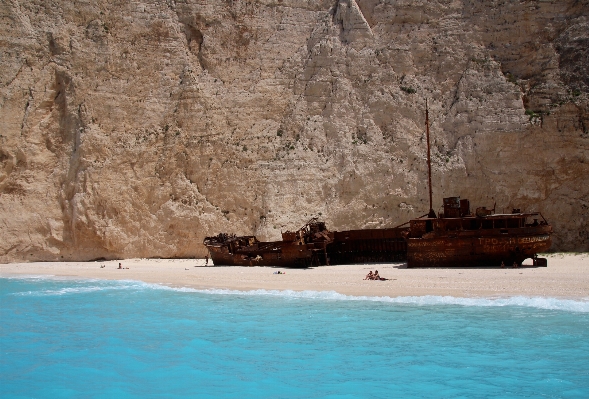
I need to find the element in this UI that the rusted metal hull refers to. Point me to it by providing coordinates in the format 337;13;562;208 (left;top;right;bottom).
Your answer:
203;219;332;268
407;226;552;267
206;241;328;268
204;203;553;268
327;228;408;264
204;226;408;268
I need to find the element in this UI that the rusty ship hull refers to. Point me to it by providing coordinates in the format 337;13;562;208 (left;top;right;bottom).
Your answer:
407;225;552;268
204;223;409;268
204;207;552;268
406;196;552;268
326;228;408;264
203;219;332;268
206;239;330;268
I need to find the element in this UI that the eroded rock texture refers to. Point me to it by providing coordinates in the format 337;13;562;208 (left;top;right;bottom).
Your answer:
1;0;588;261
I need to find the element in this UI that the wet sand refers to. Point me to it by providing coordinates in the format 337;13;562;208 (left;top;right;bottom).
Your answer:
1;253;588;299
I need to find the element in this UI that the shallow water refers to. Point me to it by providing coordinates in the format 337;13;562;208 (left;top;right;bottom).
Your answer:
1;276;588;398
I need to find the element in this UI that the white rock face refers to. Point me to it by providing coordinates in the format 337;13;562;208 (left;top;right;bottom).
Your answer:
1;0;588;262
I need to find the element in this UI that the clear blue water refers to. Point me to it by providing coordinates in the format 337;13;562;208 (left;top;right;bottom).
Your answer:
1;276;588;399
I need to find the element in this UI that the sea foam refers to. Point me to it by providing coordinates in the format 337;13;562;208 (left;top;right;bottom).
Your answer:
190;288;589;313
6;275;588;313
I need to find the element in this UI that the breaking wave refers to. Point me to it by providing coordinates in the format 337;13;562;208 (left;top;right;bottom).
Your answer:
6;275;589;313
6;275;151;297
190;288;589;313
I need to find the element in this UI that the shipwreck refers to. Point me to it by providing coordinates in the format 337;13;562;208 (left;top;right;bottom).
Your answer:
203;102;552;267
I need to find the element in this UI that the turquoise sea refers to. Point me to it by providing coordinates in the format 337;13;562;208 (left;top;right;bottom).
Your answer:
1;276;588;398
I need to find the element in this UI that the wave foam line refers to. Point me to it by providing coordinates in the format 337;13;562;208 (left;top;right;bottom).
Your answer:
6;275;153;297
5;276;589;313
138;283;589;313
190;288;589;313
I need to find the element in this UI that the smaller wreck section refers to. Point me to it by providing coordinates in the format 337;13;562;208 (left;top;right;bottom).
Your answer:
203;219;334;267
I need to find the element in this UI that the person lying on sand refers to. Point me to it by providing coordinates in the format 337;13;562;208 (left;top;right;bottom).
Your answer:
364;271;374;280
372;270;388;281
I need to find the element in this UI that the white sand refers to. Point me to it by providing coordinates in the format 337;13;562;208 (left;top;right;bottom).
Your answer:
1;253;588;299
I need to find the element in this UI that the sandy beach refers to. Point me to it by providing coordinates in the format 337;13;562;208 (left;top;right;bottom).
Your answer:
1;253;588;299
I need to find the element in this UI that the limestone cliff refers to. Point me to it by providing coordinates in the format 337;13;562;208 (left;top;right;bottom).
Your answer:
1;0;588;262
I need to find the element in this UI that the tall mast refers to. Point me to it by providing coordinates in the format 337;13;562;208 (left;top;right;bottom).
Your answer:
425;99;436;218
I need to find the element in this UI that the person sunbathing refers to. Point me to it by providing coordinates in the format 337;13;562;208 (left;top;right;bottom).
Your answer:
364;271;374;280
373;270;388;281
